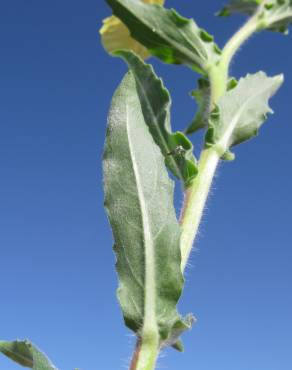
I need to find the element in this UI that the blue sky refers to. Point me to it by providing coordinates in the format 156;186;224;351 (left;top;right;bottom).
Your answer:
0;1;291;369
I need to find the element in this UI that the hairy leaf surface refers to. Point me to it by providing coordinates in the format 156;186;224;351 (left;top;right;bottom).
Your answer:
219;0;292;34
103;72;192;347
116;50;198;187
205;72;283;155
106;0;221;74
0;340;57;369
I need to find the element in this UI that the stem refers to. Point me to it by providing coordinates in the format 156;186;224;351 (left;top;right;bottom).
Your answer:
179;67;224;271
208;64;228;104
180;11;263;271
130;7;265;368
129;335;159;370
130;341;141;370
220;12;260;77
180;148;220;271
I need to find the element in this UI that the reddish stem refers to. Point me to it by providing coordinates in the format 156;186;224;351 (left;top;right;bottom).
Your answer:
129;339;141;370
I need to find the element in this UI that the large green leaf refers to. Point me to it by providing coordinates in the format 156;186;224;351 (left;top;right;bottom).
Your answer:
106;0;221;74
115;50;198;187
0;340;57;369
218;0;292;34
103;72;192;348
205;72;283;156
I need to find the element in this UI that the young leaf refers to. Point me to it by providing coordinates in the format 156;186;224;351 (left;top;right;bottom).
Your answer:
205;72;283;156
105;0;221;74
100;0;165;60
261;0;292;34
103;72;192;348
115;50;198;187
185;78;238;135
185;78;210;135
163;314;195;352
217;0;260;16
0;340;57;369
218;0;292;34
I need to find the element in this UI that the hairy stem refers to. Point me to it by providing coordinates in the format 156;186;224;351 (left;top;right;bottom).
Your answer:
130;341;141;370
130;8;265;369
220;10;261;78
179;67;224;271
180;12;262;271
208;65;228;104
129;335;159;370
180;148;220;271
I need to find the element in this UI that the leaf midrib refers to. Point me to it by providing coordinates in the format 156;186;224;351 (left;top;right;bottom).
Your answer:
218;79;273;147
112;0;207;67
125;100;158;333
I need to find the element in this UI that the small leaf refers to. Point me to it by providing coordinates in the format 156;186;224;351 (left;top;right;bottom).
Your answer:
163;314;195;351
100;0;165;60
218;0;292;34
217;0;261;16
262;1;292;34
221;150;236;161
171;340;184;352
0;340;58;369
185;78;210;135
116;50;198;187
205;72;283;154
106;0;221;74
103;72;192;348
185;77;238;136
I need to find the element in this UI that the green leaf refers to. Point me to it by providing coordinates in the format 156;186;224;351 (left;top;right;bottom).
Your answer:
218;0;292;34
0;340;57;369
164;314;195;352
185;78;238;136
115;50;198;187
261;0;292;34
103;72;192;348
217;0;261;16
106;0;221;74
185;78;210;135
205;72;283;156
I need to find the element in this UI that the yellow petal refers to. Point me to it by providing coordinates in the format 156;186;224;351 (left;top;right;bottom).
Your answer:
144;0;164;4
100;0;165;60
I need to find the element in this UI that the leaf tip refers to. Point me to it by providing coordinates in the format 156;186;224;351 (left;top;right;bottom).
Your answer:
276;73;285;85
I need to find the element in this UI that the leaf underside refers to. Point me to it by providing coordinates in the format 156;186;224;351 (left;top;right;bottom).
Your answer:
0;340;57;370
185;78;210;135
116;50;198;187
219;0;292;34
205;71;283;155
106;0;221;74
103;72;192;349
218;0;261;16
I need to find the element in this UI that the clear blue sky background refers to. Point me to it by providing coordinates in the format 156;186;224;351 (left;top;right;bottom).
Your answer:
0;1;291;369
